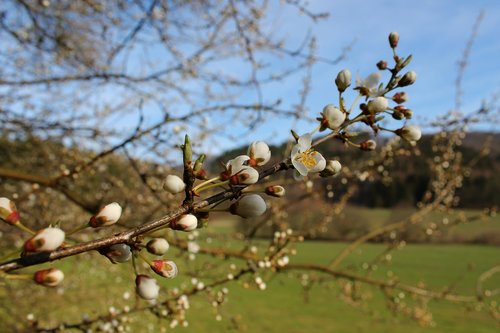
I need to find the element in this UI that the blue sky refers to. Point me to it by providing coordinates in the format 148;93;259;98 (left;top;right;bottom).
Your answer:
219;0;500;151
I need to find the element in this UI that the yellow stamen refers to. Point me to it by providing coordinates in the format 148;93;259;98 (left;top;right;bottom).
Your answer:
295;149;318;168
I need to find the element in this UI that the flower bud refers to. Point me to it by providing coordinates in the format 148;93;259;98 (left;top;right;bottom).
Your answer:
146;238;170;255
89;202;122;228
230;194;267;218
0;197;20;224
392;92;409;104
398;71;417;87
367;97;388;113
99;244;132;263
359;140;377;151
389;32;399;48
135;275;160;300
335;69;351;93
34;268;64;287
24;227;65;253
403;109;413;119
265;185;285;198
321;105;346;130
376;60;387;70
320;160;342;177
151;259;178;279
163;175;186;194
229;166;259;185
248;141;271;166
171;214;198;232
396;125;422;142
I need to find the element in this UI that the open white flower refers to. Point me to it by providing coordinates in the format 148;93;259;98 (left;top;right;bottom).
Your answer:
135;275;160;300
24;227;65;253
89;202;122;228
355;72;385;97
291;133;326;179
248;141;271;166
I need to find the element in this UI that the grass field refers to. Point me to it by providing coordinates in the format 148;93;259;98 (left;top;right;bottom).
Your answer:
1;209;499;332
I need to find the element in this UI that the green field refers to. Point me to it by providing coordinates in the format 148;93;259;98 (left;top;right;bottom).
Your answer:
1;241;499;332
1;208;499;332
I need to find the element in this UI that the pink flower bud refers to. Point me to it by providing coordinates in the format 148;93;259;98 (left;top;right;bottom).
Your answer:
171;214;198;232
89;202;122;228
34;268;64;287
135;275;160;300
24;227;65;253
248;141;271;166
163;175;186;194
265;185;286;198
151;259;178;279
230;194;267;218
0;197;20;224
146;238;170;255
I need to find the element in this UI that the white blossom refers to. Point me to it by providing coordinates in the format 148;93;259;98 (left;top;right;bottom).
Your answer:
146;238;170;255
225;155;259;185
355;72;385;97
230;194;267;218
163;175;186;194
172;214;198;232
89;202;122;228
291;133;326;179
322;105;346;130
0;197;19;224
367;97;388;113
397;125;422;142
135;275;160;300
24;227;65;252
248;141;271;166
34;268;64;287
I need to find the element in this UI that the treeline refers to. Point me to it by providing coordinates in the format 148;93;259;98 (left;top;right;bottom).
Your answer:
217;132;499;208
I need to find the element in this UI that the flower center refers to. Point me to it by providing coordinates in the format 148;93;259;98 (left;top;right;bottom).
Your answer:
295;149;318;168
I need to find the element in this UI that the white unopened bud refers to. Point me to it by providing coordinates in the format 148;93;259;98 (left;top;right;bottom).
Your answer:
172;214;198;232
320;160;342;177
99;244;132;263
396;125;422;142
89;202;122;228
0;197;20;224
360;140;377;151
248;141;271;166
265;185;285;198
230;194;267;218
367;97;388;113
335;69;351;93
146;238;170;255
151;260;178;279
34;268;64;287
398;71;417;87
24;227;65;252
389;32;399;48
163;175;186;194
135;275;160;300
322;105;346;130
230;166;259;185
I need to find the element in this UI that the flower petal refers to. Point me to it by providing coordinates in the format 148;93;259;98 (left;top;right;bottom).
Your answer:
297;133;312;152
309;153;326;173
292;158;309;176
